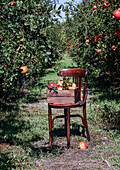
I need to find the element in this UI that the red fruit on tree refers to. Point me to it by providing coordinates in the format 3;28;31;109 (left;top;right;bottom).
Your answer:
96;49;102;53
104;57;108;61
3;65;7;68
94;40;98;44
112;45;116;50
68;46;72;51
98;34;102;38
78;141;87;149
113;9;120;19
11;1;16;5
114;32;118;36
97;34;102;39
103;2;109;9
20;66;29;74
93;35;98;40
0;35;3;39
111;16;115;20
93;5;97;10
85;38;90;43
93;35;98;43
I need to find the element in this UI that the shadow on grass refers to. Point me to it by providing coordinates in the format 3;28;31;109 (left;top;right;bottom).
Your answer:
52;124;86;138
0;102;19;114
0;111;31;144
89;90;120;132
0;124;44;169
0;153;16;170
0;101;44;168
0;136;44;169
24;95;40;103
98;91;120;103
26;124;86;158
29;144;65;158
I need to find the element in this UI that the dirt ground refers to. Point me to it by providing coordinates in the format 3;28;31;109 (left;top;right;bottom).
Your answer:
31;132;117;170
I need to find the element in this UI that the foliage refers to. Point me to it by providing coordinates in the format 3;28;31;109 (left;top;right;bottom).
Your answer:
0;0;62;99
47;22;67;53
64;0;120;89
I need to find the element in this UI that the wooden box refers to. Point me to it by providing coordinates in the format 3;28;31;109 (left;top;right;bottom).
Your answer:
47;88;80;104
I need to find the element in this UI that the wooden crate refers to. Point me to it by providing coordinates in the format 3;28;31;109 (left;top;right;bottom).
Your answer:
47;88;80;104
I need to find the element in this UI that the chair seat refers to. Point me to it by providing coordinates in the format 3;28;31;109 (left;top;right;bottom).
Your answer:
48;100;84;108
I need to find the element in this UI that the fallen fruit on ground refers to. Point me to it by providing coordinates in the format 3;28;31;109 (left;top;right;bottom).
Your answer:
20;66;29;74
78;141;87;149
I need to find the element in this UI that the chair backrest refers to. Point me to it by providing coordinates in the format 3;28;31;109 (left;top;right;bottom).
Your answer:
58;68;88;100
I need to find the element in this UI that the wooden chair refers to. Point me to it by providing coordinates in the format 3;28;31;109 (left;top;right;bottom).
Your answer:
48;68;90;149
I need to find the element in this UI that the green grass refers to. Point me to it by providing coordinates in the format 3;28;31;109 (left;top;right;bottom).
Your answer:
0;54;120;169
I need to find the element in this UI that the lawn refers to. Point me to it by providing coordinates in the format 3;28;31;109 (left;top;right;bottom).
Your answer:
0;54;120;169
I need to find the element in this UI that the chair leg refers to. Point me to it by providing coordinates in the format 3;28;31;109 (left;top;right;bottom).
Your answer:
48;105;52;146
64;108;67;136
83;103;90;141
67;108;70;149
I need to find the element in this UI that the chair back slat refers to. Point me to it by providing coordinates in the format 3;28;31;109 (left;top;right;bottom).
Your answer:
58;68;86;77
58;68;88;101
79;77;82;100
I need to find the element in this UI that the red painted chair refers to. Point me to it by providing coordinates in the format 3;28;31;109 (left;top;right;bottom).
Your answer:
48;68;90;148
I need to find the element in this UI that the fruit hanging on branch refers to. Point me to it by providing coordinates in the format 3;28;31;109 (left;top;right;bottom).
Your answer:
96;49;102;53
93;5;97;10
20;66;29;74
113;9;120;19
85;38;90;44
112;45;116;50
103;2;109;9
